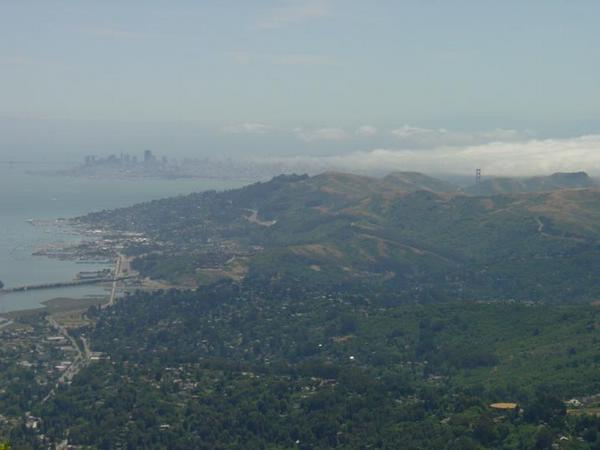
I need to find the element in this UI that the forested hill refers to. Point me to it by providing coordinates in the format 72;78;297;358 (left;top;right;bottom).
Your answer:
17;284;600;449
78;171;600;302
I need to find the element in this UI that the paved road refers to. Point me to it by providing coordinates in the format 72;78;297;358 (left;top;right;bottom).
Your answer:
105;254;123;308
42;316;92;402
47;317;88;381
245;209;277;227
81;335;91;359
41;254;125;404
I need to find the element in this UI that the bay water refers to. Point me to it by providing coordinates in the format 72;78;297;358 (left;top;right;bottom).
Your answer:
0;162;246;313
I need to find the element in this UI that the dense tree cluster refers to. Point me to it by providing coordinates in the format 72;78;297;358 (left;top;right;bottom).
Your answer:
7;281;600;449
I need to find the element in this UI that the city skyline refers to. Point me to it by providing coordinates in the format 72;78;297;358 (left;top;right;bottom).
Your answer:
2;1;600;175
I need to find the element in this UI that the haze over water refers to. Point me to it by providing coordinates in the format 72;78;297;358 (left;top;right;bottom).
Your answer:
0;163;245;313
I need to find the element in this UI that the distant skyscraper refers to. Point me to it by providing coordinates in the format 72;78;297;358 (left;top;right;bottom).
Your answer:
144;150;155;164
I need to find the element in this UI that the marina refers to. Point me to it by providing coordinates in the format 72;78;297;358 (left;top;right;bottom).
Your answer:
0;163;244;313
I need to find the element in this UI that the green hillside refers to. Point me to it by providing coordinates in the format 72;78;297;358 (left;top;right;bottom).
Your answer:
12;285;600;449
78;172;600;302
384;171;460;192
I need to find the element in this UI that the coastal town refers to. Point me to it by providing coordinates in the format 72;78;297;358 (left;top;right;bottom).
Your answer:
0;208;259;446
0;220;131;445
0;293;106;444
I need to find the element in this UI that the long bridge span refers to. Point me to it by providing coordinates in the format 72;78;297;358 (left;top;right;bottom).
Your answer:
0;276;131;294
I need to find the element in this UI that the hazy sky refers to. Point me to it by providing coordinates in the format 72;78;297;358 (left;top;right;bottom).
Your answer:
2;1;600;174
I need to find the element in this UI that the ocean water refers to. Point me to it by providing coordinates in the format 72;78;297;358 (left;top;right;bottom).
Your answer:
0;163;246;313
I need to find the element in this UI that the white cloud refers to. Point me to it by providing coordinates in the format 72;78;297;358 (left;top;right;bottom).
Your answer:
390;125;439;139
269;134;600;176
222;123;272;135
257;0;331;29
294;127;349;142
390;124;532;148
355;125;378;137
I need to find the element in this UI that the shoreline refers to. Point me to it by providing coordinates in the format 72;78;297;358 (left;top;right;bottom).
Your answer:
1;169;236;319
2;295;107;320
